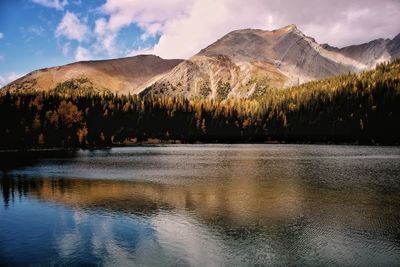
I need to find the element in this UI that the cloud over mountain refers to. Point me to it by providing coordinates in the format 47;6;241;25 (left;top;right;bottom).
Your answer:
56;11;89;42
97;0;400;59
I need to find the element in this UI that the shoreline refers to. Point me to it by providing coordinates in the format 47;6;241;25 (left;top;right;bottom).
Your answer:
0;140;398;153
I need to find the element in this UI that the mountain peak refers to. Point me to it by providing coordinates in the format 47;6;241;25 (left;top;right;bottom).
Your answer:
277;24;298;32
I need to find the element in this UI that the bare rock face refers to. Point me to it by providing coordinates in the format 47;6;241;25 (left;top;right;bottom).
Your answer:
329;33;400;68
388;33;400;59
141;25;399;99
333;39;391;67
139;54;287;99
2;55;183;94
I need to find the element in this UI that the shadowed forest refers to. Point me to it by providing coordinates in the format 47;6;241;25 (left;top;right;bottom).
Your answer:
0;60;399;149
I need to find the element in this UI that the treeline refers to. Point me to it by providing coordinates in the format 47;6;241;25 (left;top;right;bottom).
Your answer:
0;60;399;149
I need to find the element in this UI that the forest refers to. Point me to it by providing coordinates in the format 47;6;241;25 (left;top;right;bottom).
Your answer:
0;60;399;149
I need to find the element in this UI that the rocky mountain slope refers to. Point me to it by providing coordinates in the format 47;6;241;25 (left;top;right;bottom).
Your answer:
2;55;183;94
322;34;400;67
3;25;399;99
140;25;400;98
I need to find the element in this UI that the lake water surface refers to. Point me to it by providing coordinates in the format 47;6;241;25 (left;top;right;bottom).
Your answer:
1;144;400;266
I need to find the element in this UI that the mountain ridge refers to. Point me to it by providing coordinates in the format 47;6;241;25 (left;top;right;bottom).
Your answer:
2;55;183;94
3;25;400;99
138;25;399;98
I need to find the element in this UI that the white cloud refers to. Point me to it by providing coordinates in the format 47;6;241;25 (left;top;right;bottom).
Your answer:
100;0;193;32
56;11;89;42
152;0;274;59
75;46;92;61
31;0;68;10
71;0;81;5
97;0;400;59
93;0;194;57
139;22;162;41
28;25;45;36
0;72;25;88
93;18;118;55
61;42;70;56
19;26;46;43
0;32;3;39
94;18;107;36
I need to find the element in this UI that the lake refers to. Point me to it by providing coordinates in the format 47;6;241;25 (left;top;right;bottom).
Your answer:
1;144;400;266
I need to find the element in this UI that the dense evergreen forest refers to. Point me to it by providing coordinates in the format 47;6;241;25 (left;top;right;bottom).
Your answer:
0;60;399;149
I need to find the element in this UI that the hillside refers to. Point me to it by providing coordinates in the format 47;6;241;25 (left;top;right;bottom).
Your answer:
2;55;183;94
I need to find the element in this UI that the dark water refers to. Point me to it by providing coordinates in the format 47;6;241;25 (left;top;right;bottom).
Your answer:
1;145;400;266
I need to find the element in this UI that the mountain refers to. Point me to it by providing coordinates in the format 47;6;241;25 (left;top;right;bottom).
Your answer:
139;25;400;98
3;25;400;99
322;39;395;67
2;55;183;94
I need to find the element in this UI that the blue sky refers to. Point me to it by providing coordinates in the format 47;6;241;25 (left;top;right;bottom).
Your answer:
0;0;399;86
0;0;160;85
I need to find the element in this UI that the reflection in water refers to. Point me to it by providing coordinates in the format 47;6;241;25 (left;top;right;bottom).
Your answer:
1;145;400;266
